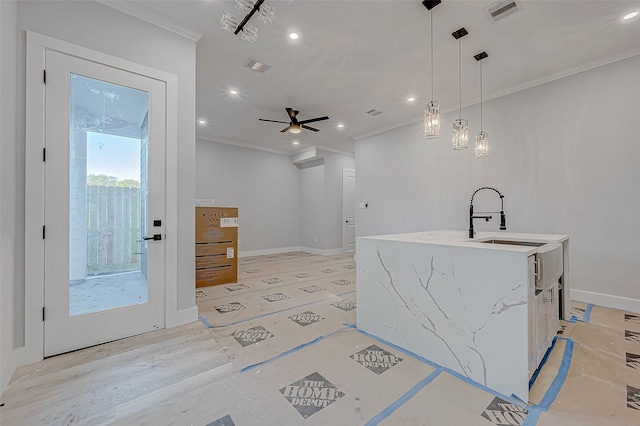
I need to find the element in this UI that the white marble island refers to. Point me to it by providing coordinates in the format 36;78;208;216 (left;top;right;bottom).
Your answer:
356;230;569;403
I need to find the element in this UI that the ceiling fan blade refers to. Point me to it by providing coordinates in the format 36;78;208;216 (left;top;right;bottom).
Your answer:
280;126;291;133
298;116;329;125
259;119;289;124
301;124;319;132
285;108;297;121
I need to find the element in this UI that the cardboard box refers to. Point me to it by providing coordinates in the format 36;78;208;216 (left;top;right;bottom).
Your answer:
195;207;238;287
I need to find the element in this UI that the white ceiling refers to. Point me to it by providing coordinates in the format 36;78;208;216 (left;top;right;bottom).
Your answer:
101;0;640;154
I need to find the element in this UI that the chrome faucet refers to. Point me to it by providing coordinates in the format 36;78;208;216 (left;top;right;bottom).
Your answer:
469;187;506;238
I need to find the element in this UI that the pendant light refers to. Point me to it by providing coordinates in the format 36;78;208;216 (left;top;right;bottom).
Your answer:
452;27;468;150
475;51;488;159
423;1;441;139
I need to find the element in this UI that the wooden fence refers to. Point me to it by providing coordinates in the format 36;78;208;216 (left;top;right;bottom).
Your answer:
87;185;141;274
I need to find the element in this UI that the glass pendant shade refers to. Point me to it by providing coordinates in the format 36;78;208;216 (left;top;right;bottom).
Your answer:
452;118;468;150
475;130;488;159
220;11;239;33
240;24;259;43
424;101;440;138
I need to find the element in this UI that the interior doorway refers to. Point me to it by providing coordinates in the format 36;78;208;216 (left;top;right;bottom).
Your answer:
342;168;356;253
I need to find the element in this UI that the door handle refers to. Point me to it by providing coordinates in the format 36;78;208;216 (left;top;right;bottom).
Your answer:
143;234;162;241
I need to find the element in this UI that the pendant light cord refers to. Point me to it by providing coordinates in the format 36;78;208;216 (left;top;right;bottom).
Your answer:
430;12;434;101
458;39;461;120
480;61;483;131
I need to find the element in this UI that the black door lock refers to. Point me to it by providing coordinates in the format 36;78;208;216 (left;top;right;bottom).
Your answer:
143;234;162;241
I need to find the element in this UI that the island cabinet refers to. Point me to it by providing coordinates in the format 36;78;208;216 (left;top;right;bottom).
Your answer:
356;230;569;403
528;256;560;379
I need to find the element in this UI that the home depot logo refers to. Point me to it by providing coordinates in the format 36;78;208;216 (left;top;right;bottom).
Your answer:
627;353;640;370
625;314;640;325
350;344;402;374
214;302;245;314
232;325;274;347
294;273;311;279
628;384;640;410
288;311;325;326
300;285;323;293
332;300;356;311
279;372;345;418
626;330;640;343
481;397;528;425
263;293;289;302
225;283;248;292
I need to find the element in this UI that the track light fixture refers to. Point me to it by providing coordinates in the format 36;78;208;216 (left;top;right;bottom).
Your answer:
220;0;275;43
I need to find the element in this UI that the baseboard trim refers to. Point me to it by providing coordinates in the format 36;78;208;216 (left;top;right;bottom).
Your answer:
238;246;302;258
1;347;24;397
300;247;346;256
571;289;640;314
166;305;199;328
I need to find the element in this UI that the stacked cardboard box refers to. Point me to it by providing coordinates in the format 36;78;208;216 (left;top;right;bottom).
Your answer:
195;207;238;287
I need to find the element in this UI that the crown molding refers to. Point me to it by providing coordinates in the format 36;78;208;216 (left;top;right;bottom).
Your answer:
96;0;204;42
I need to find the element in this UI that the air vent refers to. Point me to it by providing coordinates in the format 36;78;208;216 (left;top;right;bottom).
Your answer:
243;58;271;74
485;0;522;23
366;109;382;116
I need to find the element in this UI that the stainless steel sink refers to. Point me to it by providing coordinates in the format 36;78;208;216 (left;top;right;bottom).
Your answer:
478;239;546;247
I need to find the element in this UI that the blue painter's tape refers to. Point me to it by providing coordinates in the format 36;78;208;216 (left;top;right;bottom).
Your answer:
521;407;543;426
198;316;212;328
240;325;349;373
522;337;575;426
537;337;573;411
582;304;593;323
207;290;356;329
364;368;443;426
353;327;525;407
529;337;558;389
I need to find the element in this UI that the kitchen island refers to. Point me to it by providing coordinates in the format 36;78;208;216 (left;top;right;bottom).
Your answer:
356;230;569;402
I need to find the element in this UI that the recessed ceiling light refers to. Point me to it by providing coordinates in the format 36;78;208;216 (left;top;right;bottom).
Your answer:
407;97;416;102
198;119;206;125
289;32;299;40
293;141;299;145
337;123;345;129
624;11;638;20
229;89;238;95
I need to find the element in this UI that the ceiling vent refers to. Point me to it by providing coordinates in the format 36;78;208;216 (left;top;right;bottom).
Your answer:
366;109;382;116
484;0;522;23
244;58;271;74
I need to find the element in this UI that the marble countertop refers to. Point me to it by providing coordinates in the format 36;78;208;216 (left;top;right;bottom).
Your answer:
359;230;569;255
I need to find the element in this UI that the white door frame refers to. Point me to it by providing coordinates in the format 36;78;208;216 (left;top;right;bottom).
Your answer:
24;31;191;365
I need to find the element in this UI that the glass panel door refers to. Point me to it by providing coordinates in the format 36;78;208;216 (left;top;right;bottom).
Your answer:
44;50;165;357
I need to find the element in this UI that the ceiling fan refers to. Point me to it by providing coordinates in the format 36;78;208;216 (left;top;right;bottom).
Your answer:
259;108;329;134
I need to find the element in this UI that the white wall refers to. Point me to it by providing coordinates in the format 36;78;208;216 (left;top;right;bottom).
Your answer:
0;0;20;395
195;140;301;253
356;54;640;310
299;159;326;250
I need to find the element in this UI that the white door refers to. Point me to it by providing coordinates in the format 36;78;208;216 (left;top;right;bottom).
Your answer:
342;169;356;252
44;50;166;356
